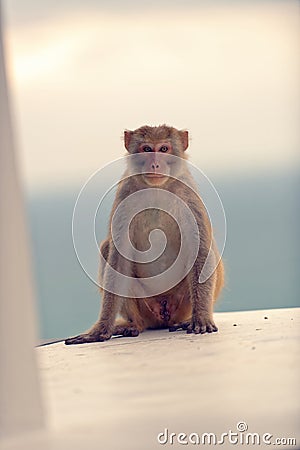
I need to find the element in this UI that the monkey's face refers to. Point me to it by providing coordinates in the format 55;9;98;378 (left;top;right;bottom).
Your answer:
138;142;172;186
124;126;189;186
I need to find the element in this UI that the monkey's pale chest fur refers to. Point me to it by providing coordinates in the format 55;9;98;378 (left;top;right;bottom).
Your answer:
129;208;190;325
129;208;180;279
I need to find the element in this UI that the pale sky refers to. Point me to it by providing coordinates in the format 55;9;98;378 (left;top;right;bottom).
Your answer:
3;0;300;190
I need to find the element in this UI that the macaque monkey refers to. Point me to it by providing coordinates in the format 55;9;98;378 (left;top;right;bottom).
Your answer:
65;125;224;344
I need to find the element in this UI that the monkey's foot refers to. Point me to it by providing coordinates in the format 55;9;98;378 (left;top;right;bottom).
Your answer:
65;331;111;345
169;318;218;334
169;321;190;332
112;325;140;338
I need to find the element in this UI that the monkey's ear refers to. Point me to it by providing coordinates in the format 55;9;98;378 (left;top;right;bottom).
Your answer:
180;130;189;151
124;130;133;152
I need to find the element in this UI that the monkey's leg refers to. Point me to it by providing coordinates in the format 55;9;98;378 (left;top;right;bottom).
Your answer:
112;298;147;337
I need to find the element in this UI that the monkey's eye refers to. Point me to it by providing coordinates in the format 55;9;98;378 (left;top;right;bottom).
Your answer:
143;146;153;152
159;146;168;152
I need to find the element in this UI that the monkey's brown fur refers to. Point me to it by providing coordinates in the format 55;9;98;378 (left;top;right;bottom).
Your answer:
65;125;224;344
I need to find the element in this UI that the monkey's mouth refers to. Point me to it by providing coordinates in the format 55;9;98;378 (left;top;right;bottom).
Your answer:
144;173;166;178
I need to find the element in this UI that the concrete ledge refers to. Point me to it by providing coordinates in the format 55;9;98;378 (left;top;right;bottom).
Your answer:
2;308;300;449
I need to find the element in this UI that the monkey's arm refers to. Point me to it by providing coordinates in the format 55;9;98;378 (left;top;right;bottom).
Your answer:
65;292;123;345
170;203;218;334
65;239;142;344
187;261;218;334
65;240;123;344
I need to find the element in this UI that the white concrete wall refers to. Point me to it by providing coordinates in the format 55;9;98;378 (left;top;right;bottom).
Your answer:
0;2;44;438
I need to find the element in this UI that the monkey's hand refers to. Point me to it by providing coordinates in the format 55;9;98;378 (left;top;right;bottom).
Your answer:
65;323;141;344
65;328;112;345
169;316;218;334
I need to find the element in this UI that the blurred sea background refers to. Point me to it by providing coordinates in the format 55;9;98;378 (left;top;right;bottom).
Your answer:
3;0;299;339
27;170;299;340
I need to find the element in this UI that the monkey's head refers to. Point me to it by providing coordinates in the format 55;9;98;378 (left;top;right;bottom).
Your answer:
124;125;189;186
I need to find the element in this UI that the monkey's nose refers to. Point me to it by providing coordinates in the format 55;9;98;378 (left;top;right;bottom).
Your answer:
151;163;160;170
